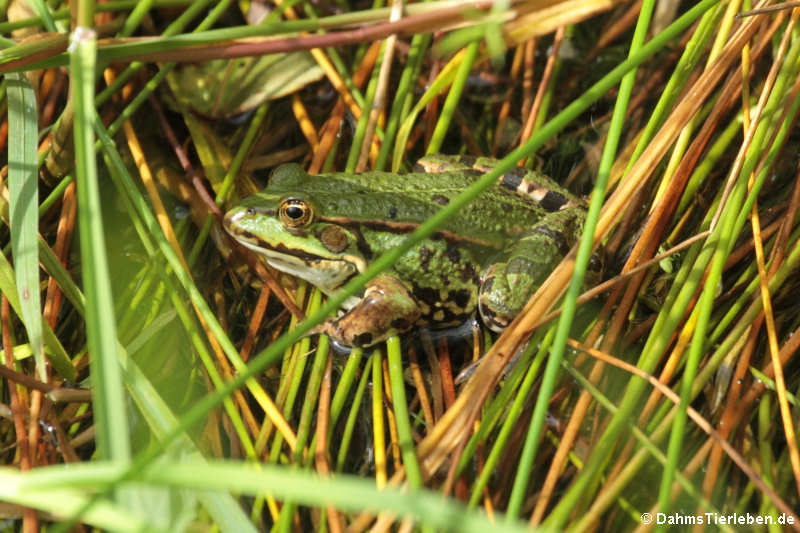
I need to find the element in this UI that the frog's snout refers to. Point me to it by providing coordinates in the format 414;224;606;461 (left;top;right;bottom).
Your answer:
222;208;244;233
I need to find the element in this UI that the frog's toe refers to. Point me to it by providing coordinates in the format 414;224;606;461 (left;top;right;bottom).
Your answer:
478;265;518;331
478;300;512;332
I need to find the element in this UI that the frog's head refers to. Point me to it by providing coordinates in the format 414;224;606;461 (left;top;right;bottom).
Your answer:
223;164;367;293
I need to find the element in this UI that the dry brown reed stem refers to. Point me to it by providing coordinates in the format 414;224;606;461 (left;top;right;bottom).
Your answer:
521;39;536;120
590;0;642;59
309;41;380;173
356;0;403;172
315;354;344;533
44;410;80;464
407;348;434;427
250;258;305;319
42;182;75;329
421;333;444;421
240;284;270;362
40;69;67;129
381;358;402;473
2;296;36;532
34;170;76;471
149;75;303;329
0;363;52;394
507;0;627;42
492;42;525;156
292;94;320;152
519;25;564;148
741;317;800;408
147;93;221;218
104;1;499;65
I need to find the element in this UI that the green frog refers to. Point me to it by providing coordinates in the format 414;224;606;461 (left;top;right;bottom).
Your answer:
224;155;597;348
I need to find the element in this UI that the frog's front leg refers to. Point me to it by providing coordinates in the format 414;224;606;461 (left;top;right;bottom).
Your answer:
479;208;590;331
311;274;421;347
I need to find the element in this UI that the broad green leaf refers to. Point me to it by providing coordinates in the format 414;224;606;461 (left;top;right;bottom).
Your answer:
167;52;324;117
6;72;45;381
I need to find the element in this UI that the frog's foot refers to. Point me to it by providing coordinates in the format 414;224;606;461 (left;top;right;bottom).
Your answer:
310;274;421;348
479;247;604;332
478;263;529;331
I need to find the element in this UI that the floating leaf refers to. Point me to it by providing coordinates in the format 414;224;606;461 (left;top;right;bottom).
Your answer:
167;52;324;117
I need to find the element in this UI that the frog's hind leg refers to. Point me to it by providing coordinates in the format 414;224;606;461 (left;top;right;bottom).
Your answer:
311;274;421;348
478;208;584;331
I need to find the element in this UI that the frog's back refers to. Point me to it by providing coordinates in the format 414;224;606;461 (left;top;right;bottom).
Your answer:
266;168;549;243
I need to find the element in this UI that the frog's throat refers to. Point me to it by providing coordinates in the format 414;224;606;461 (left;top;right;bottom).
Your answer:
235;239;363;292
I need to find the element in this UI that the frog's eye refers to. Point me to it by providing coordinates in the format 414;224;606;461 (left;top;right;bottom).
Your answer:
279;198;313;229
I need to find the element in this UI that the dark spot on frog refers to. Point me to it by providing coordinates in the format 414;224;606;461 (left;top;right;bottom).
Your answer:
431;194;449;205
426;305;466;325
446;242;461;264
451;289;471;308
533;226;570;255
391;318;411;331
412;163;426;172
419;246;433;271
501;168;526;190
460;263;477;283
318;225;349;253
541;191;569;212
350;228;373;260
458;155;477;167
355;332;373;346
415;287;439;306
387;206;398;219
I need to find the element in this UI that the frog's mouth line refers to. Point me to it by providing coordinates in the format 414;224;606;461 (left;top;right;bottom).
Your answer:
229;230;363;293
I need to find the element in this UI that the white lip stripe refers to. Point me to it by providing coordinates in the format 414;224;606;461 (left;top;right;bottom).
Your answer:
236;239;361;294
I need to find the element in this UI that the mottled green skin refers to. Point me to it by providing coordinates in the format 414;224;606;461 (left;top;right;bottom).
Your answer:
224;157;588;347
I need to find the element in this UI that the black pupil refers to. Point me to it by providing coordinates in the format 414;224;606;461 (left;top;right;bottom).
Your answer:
286;205;304;220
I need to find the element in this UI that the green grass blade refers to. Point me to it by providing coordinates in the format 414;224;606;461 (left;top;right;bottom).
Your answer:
26;0;58;33
0;470;161;532
426;40;479;154
70;27;130;462
386;336;423;488
6;72;45;381
17;460;535;533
